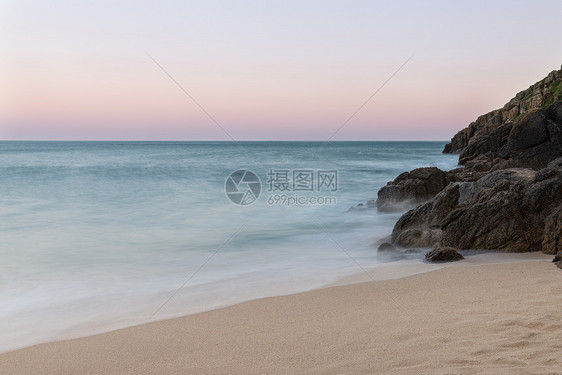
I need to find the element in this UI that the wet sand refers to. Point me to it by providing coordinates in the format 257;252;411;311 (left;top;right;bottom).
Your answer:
1;259;561;374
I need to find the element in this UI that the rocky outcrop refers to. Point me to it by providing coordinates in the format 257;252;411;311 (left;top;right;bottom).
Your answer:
456;122;513;164
444;66;562;157
390;158;562;253
376;167;452;212
456;103;562;168
376;101;562;214
425;247;464;262
374;67;562;269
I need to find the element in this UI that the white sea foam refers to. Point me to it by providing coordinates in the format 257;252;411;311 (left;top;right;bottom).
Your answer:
0;141;463;352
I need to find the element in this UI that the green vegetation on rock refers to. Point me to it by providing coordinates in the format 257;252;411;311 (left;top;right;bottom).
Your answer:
543;80;562;109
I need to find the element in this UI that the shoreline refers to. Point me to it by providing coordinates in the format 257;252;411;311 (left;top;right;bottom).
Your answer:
2;256;560;374
0;251;551;355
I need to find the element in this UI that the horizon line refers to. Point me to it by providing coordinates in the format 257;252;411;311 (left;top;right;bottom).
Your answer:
0;139;452;142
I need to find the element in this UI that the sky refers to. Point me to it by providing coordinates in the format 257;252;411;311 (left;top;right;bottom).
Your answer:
0;0;561;141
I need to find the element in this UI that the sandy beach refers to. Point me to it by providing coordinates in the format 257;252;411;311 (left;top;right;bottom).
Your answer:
1;260;560;375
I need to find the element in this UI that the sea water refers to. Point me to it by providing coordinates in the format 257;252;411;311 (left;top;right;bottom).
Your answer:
0;141;459;352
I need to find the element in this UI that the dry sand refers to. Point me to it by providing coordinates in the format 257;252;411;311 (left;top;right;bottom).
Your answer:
1;260;561;374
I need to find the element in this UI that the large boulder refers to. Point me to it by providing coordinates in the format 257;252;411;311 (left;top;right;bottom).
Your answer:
391;182;460;247
376;167;451;212
440;169;537;251
496;104;562;170
389;158;562;253
507;110;549;151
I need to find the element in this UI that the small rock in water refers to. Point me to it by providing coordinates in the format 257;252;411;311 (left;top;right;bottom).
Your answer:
553;252;562;269
347;200;378;212
425;247;464;262
378;242;395;251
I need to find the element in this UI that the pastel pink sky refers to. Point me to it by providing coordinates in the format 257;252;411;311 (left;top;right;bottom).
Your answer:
1;1;561;140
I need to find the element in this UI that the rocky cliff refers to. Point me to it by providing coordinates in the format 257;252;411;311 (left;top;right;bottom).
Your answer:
443;66;562;165
376;65;562;263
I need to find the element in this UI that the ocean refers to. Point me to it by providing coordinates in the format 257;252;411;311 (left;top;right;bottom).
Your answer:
0;141;459;352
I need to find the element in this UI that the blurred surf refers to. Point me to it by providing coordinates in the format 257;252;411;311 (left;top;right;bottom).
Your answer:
0;141;458;352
